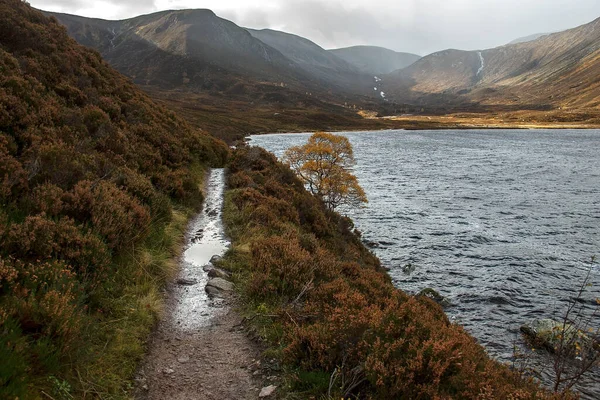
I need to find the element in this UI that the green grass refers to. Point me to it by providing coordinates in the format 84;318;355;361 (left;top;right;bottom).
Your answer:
0;172;206;400
64;205;198;399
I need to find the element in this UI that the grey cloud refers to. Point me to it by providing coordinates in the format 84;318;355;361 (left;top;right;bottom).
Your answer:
218;8;272;29
218;0;600;55
30;0;600;55
31;0;158;19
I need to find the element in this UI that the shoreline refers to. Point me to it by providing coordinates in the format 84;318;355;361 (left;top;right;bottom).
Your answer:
248;121;600;137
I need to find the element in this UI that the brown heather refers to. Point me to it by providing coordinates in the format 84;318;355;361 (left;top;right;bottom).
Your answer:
222;146;573;399
0;0;228;397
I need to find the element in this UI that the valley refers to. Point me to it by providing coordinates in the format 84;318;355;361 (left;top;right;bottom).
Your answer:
43;9;600;143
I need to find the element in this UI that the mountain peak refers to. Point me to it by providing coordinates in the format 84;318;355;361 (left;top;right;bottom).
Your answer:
161;8;217;20
330;46;421;75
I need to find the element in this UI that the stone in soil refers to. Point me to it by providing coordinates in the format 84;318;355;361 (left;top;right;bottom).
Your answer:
259;385;277;398
206;277;234;292
210;255;223;264
208;268;231;279
176;278;198;286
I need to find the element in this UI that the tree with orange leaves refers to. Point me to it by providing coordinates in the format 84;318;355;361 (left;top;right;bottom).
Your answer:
284;132;367;210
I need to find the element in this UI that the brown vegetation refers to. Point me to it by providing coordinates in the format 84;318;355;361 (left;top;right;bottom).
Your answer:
222;146;573;399
142;86;394;144
0;0;228;397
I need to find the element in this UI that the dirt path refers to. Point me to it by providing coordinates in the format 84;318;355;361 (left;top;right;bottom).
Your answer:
134;169;268;399
134;299;263;400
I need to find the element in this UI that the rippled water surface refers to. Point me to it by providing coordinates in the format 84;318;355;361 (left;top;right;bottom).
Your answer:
250;129;600;396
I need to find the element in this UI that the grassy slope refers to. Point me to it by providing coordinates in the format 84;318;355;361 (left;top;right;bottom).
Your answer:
0;1;228;398
142;86;395;144
219;146;571;399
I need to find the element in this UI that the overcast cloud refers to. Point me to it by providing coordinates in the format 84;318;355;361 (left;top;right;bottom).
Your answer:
29;0;600;55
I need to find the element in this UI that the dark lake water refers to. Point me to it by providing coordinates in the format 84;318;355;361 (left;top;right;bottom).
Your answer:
249;129;600;397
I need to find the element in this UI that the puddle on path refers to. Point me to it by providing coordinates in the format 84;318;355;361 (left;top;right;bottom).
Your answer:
171;168;230;331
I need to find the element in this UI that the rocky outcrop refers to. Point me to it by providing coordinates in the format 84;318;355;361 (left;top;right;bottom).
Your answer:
520;319;598;356
418;288;452;308
208;268;231;280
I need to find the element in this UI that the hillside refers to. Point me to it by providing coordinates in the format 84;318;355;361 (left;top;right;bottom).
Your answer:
0;0;228;397
384;16;600;110
45;9;304;91
43;8;600;121
330;45;421;75
44;9;385;98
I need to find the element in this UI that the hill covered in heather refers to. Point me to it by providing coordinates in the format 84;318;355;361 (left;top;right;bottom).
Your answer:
0;0;228;397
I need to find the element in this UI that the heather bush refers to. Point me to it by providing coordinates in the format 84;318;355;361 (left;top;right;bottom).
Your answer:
28;182;64;216
67;180;151;250
4;215;111;279
0;256;86;391
249;231;314;300
0;135;27;201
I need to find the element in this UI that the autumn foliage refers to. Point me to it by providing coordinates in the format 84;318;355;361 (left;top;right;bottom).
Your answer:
224;146;570;399
0;0;228;397
284;132;367;210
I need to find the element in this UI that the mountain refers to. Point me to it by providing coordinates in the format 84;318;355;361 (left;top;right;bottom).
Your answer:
44;9;400;141
246;28;373;92
384;16;600;110
43;9;406;143
508;32;551;45
46;10;385;99
45;9;306;92
330;45;421;75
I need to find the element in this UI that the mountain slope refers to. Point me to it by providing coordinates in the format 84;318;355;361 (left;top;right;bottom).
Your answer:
385;17;600;109
247;28;358;73
46;10;383;98
330;45;421;75
246;28;373;92
44;9;402;143
0;0;228;397
46;10;305;91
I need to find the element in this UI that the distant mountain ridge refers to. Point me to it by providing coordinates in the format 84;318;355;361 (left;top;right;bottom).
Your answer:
330;45;421;75
246;28;374;93
45;10;307;92
508;32;552;45
46;9;385;101
45;7;600;114
384;16;600;109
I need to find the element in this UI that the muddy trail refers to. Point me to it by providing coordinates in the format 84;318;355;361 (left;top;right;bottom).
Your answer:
134;169;274;399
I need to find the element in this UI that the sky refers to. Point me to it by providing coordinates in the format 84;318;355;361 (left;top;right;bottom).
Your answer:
30;0;600;55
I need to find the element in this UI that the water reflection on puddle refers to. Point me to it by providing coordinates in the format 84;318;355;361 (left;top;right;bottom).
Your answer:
171;169;230;331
